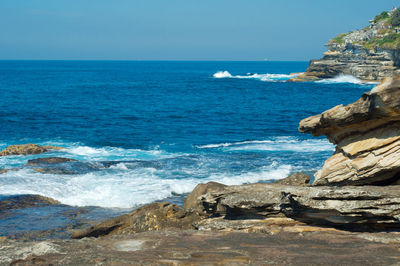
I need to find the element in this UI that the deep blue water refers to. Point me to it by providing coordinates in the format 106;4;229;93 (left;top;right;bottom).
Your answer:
0;61;373;210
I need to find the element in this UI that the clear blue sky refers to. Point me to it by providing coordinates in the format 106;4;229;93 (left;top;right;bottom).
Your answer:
1;0;399;60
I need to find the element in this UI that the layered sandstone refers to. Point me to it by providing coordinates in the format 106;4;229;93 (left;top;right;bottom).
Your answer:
299;76;400;185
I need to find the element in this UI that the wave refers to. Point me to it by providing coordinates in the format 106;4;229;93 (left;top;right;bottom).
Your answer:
197;137;334;153
0;163;292;208
316;74;379;85
213;71;299;82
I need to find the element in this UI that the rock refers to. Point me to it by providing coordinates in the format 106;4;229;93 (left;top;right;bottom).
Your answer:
0;169;18;175
0;144;47;156
27;157;77;166
299;76;400;185
0;195;61;211
3;230;400;265
40;145;64;150
274;172;310;186
199;183;400;230
72;202;202;239
183;181;227;213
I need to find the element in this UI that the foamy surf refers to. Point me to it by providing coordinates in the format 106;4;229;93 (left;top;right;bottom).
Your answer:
0;163;292;208
197;137;334;153
316;74;379;85
213;71;300;82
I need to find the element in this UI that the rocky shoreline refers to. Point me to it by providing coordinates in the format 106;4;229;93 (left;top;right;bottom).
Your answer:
3;77;400;264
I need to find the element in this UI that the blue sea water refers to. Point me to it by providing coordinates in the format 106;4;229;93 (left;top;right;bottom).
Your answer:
0;61;374;210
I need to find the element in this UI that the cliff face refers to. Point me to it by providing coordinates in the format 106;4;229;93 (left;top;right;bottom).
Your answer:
292;9;400;82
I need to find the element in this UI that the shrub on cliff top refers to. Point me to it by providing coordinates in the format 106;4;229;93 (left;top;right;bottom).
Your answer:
374;11;389;23
391;8;400;26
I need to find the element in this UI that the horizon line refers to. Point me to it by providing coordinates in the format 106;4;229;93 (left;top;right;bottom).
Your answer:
0;59;310;62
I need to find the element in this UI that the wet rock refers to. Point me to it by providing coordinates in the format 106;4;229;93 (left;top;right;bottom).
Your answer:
31;161;100;175
0;169;18;175
299;76;400;186
199;183;400;230
40;145;64;151
183;181;227;213
3;230;400;265
0;195;61;211
72;202;202;238
0;144;47;156
274;172;310;186
27;157;77;166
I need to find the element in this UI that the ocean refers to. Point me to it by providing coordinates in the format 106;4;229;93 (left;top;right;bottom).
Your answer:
0;61;375;236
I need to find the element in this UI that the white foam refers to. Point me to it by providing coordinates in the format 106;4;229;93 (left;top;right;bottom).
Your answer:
317;74;379;85
213;71;300;82
213;71;233;78
197;137;334;153
0;163;291;208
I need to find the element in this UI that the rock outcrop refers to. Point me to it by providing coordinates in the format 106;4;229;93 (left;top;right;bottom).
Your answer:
0;144;64;156
300;76;400;186
198;183;400;230
291;9;400;82
183;182;227;213
72;203;202;239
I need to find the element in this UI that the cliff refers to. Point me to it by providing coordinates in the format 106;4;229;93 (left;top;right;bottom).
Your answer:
292;8;400;82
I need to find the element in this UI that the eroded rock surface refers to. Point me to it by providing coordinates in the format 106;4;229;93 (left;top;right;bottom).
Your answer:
3;230;400;265
199;183;400;230
72;202;202;239
183;181;227;213
300;76;400;186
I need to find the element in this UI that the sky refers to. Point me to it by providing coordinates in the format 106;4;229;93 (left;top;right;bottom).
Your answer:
1;0;400;61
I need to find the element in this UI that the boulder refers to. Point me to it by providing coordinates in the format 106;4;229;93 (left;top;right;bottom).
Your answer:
27;157;77;166
274;172;310;186
0;144;47;156
299;76;400;186
199;183;400;230
72;202;202;239
183;181;227;213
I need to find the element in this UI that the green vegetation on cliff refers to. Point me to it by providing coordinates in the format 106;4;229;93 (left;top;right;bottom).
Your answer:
374;11;389;23
330;8;400;50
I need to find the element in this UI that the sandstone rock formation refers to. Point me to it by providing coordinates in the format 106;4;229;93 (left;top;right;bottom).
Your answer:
0;144;47;156
0;144;64;156
290;10;400;82
183;181;227;213
300;76;400;185
72;202;202;239
198;183;400;230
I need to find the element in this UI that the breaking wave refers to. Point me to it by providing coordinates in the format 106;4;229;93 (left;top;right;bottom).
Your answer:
197;137;334;153
317;74;379;85
213;71;300;82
